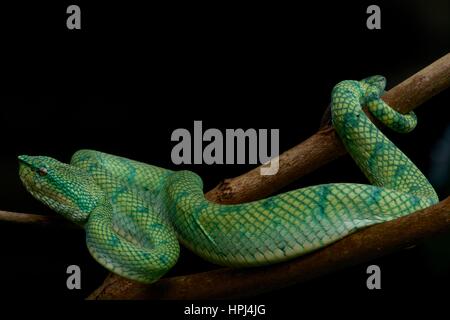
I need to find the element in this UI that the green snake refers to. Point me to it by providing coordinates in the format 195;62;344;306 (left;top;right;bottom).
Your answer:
18;76;438;283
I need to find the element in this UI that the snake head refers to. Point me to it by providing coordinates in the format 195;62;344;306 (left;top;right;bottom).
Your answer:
18;155;104;226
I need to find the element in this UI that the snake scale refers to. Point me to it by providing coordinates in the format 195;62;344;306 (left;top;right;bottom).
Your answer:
18;76;438;283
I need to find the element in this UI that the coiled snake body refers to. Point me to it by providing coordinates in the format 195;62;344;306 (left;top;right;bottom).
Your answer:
19;76;438;283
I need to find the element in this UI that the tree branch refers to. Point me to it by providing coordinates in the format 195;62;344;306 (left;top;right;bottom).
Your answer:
3;54;449;222
2;53;449;299
0;210;77;230
206;53;450;204
88;196;450;299
88;53;450;299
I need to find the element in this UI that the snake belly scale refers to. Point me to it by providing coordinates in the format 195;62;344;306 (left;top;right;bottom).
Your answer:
18;76;438;283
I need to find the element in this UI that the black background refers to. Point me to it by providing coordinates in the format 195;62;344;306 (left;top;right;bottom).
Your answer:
0;0;449;316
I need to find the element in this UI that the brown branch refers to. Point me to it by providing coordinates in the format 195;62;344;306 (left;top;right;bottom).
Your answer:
88;53;450;299
88;196;450;300
1;53;448;298
0;210;77;230
206;52;450;204
2;54;449;223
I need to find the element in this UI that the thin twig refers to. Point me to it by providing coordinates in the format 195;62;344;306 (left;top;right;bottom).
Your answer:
0;210;77;229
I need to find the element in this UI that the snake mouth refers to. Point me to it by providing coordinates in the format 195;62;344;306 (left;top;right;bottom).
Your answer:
17;154;103;226
18;155;35;171
18;156;84;224
18;155;34;185
18;158;47;201
18;155;39;181
18;154;31;162
18;155;62;207
18;155;28;163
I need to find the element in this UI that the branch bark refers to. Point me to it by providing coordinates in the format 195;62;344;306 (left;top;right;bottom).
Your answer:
88;196;450;299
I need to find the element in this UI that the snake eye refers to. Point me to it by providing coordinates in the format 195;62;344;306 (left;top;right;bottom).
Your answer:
38;167;48;176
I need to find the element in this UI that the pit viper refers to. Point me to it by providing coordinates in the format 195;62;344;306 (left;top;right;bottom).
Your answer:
18;76;438;283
